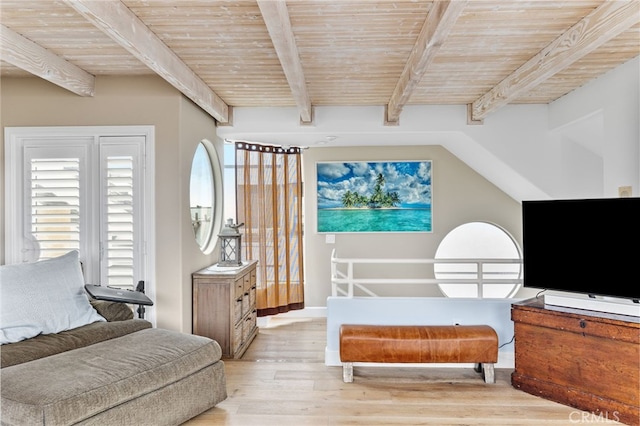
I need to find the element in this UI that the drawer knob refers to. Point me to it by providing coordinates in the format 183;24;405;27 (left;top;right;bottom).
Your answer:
579;320;587;328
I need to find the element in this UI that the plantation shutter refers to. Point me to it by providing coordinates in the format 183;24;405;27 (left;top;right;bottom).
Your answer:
99;138;145;290
23;143;90;264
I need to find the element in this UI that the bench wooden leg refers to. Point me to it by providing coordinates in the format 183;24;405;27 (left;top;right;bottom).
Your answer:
482;363;495;384
343;362;353;383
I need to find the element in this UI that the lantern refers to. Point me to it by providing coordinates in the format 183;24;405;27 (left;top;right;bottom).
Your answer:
218;219;244;267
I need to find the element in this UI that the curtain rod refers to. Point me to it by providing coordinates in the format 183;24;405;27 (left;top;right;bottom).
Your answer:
224;138;308;150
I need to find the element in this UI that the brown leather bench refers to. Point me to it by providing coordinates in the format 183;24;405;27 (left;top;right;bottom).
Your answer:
339;324;498;383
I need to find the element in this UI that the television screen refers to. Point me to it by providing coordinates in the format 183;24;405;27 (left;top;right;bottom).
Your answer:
522;197;640;301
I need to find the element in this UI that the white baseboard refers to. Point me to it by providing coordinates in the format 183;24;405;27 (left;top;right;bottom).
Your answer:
275;307;327;318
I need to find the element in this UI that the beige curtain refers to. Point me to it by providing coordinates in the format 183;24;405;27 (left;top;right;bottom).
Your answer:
235;142;304;316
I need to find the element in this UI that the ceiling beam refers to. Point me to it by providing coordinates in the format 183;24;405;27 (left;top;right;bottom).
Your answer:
386;0;468;125
63;0;229;123
470;0;640;123
257;0;313;125
0;24;95;97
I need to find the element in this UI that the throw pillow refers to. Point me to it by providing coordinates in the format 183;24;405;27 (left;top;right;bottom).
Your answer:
0;251;105;344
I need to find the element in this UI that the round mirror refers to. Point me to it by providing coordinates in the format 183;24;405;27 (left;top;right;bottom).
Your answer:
190;140;221;253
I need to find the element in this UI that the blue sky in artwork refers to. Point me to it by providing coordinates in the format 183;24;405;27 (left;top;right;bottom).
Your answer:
316;161;432;209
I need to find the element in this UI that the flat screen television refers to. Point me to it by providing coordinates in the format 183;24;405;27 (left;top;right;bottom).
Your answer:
522;197;640;302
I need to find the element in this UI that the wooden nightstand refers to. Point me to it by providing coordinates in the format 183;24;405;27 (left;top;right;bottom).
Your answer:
192;260;258;359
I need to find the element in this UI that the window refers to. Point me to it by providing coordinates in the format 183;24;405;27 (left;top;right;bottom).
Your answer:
4;127;155;316
434;222;522;298
190;140;222;253
223;141;236;222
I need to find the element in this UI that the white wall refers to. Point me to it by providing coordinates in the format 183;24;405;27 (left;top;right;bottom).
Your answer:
549;56;640;198
219;104;552;202
219;56;640;310
219;56;640;202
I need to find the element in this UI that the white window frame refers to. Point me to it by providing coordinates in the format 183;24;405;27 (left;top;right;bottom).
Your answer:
4;126;156;325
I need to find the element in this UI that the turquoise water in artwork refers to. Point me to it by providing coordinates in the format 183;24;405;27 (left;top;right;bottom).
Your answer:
318;208;432;233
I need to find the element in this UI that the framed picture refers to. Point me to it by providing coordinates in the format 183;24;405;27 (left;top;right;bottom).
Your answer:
316;160;432;233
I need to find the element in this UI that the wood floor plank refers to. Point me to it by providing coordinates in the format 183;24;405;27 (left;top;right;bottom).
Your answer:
183;317;622;425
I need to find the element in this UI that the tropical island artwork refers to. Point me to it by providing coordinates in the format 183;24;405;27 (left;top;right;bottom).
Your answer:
316;161;432;233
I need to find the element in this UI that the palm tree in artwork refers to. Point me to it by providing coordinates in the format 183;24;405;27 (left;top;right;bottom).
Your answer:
355;194;368;207
385;191;400;207
369;173;386;208
340;172;401;209
341;190;357;208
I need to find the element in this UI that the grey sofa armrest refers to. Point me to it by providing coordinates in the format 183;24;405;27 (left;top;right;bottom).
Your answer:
89;299;134;321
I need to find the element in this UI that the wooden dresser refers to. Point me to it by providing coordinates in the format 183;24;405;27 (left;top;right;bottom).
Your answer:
511;297;640;426
192;260;258;359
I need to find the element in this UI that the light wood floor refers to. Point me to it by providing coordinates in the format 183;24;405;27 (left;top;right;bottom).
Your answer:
184;316;614;426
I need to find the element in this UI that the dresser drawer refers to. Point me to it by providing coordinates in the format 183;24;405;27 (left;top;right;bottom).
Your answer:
249;285;256;309
243;311;257;342
243;272;252;292
234;277;244;299
233;296;243;324
233;322;243;351
242;292;250;316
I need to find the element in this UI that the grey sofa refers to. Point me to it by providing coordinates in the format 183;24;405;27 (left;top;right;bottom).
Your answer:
0;253;227;426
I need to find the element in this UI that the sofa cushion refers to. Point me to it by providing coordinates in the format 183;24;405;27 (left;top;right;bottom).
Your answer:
0;251;105;344
1;328;224;425
0;319;152;368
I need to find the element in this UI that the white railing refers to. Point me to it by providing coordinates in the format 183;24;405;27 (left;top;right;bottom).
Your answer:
330;249;523;298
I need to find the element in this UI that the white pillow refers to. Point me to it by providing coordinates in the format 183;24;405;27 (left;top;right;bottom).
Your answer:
0;251;105;344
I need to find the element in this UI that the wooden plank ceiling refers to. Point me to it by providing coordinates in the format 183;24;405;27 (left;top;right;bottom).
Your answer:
1;0;638;125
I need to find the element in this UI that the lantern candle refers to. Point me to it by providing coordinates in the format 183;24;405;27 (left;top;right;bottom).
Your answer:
218;219;244;267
